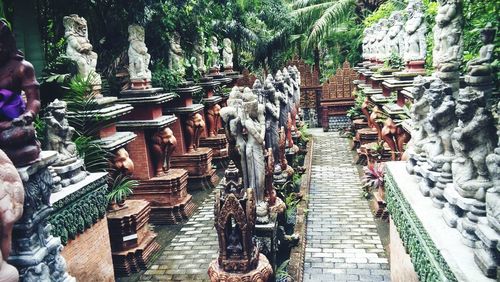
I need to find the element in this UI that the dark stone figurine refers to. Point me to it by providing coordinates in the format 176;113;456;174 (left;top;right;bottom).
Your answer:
0;20;41;167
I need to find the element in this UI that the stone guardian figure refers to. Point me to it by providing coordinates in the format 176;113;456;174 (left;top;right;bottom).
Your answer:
127;25;152;89
222;38;233;71
168;32;185;78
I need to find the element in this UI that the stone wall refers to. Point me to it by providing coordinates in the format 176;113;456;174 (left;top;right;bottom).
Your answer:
61;218;115;281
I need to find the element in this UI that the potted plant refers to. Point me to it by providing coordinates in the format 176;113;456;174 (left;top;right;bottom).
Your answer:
362;161;385;200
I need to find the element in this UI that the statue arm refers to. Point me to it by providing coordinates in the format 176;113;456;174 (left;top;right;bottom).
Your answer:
245;120;264;144
18;61;40;123
460;114;488;140
265;103;279;119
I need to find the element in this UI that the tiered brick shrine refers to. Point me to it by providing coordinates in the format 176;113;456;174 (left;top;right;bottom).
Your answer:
164;82;218;187
198;78;229;162
116;88;196;224
107;200;160;276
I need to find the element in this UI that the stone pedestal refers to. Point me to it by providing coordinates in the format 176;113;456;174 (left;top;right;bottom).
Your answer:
208;254;273;282
117;89;196;224
405;60;426;73
385;161;496;282
107;200;160;276
9;151;74;281
255;219;278;271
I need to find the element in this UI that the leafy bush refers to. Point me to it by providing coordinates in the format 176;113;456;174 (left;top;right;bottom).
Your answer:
363;2;397;27
107;174;138;205
151;60;184;91
347;90;366;119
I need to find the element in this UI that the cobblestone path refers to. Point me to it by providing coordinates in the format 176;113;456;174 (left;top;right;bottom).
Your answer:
139;195;217;282
304;130;390;282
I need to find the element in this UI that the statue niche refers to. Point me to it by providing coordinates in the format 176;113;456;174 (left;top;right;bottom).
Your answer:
0;20;41;167
150;127;176;177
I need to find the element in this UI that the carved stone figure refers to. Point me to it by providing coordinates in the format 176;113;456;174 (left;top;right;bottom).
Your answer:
467;26;495;77
283;68;295;147
451;88;496;199
193;35;207;74
242;89;266;201
410;76;431;154
386;12;405;57
209;36;220;70
376;19;389;61
113;148;135;176
275;71;288;130
151;127;177;176
207;104;221;137
486;102;499;230
433;0;463;74
44;99;77;162
0;149;24;282
186;113;204;153
222;38;233;70
263;80;280;165
252;79;263;101
127;25;151;88
288;65;300;113
0;20;41;167
63;14;101;90
369;23;379;60
362;27;372;60
168;32;185;77
404;0;427;62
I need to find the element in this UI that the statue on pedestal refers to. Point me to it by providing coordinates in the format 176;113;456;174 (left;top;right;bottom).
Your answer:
283;68;295;147
193;34;207;74
0;149;24;282
150;127;177;177
467;27;495;77
168;32;185;78
45;100;77;162
209;36;220;71
63;14;101;92
386;12;405;57
0;20;41;167
222;38;233;71
127;25;151;89
263;80;280;166
410;76;431;155
404;1;427;62
433;0;463;76
185;113;205;153
376;19;389;61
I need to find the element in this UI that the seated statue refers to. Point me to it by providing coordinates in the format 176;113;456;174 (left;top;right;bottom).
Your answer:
467;26;495;77
45;99;78;163
0;20;41;167
128;25;152;86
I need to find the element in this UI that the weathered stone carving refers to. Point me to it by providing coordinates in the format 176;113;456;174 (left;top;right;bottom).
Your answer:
193;34;207;74
386;12;405;58
168;32;185;77
209;36;220;70
0;20;41;167
465;26;496;99
404;0;427;62
63;14;101;90
376;19;389;61
113;148;135;176
0;149;24;282
185;113;204;153
411;76;431;155
362;27;373;60
127;25;151;88
206;104;222;137
150;127;177;176
263;79;280;166
222;38;233;70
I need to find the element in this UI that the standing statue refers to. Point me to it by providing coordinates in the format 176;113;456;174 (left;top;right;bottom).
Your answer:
275;71;289;131
386;12;405;57
63;14;101;92
150;127;177;177
288;66;301;114
0;20;41;167
185;113;205;153
222;38;233;71
44;99;77;162
127;25;151;88
410;76;431;155
451;88;496;197
404;1;427;62
252;79;263;102
376;19;389;61
362;27;372;60
168;32;185;78
263;80;280;166
283;68;295;147
209;36;220;71
0;149;24;282
433;0;463;72
193;35;207;74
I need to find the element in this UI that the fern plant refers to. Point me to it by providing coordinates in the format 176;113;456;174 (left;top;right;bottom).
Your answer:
107;174;138;206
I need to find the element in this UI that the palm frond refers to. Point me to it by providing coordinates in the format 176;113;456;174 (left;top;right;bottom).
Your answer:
292;0;330;9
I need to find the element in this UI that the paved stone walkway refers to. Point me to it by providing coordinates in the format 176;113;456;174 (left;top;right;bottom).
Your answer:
139;195;217;281
304;130;390;282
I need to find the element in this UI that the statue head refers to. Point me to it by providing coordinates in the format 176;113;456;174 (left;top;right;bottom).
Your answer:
282;68;290;82
242;88;258;118
264;80;276;101
0;20;19;65
412;76;430;100
428;79;452;108
113;148;135;175
223;38;232;49
47;99;67;121
480;24;496;44
63;14;88;38
211;36;218;48
153;127;175;145
266;74;274;84
191;113;204;128
170;32;182;52
252;79;263;97
456;87;485;122
128;24;145;42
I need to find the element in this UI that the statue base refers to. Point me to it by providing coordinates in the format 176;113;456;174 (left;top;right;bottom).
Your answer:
207;254;273;282
130;79;152;90
171;147;218;188
199;134;229;161
131;169;196;224
474;222;499;278
405;60;426;73
107;200;161;276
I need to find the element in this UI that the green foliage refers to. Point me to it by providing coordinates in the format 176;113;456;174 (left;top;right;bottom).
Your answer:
346;90;366;119
423;0;438;72
363;2;397;27
151;60;183;91
106;174;138;204
383;51;405;70
275;260;292;281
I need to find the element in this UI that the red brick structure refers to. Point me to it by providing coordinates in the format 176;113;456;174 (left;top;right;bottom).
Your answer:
236;69;257;88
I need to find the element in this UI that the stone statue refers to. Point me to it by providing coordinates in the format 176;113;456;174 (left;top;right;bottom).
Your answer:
264;80;280;166
44;99;77;162
222;38;233;70
362;27;372;60
433;0;463;73
63;14;101;90
206;104;221;137
209;36;220;70
485;102;499;230
293;65;301;86
185;113;205;153
288;66;301;113
376;19;389;61
168;31;185;77
410;76;431;154
0;20;41;167
150;127;177;176
0;149;24;282
387;12;405;57
467;26;495;76
193;35;207;74
451;88;496;198
127;25;151;87
252;79;263;101
404;0;427;62
426;79;456;163
242;88;266;199
369;23;379;60
113;148;135;176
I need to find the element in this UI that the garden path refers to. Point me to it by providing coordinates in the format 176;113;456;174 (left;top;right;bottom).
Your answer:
303;130;391;282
